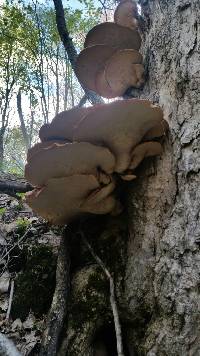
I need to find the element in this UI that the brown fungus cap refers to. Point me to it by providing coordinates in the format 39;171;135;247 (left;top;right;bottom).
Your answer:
84;22;141;51
26;175;118;225
129;141;163;170
27;140;66;162
114;0;138;30
25;141;115;187
73;99;168;173
75;45;116;92
143;120;169;141
39;106;98;142
104;49;144;98
95;68;117;99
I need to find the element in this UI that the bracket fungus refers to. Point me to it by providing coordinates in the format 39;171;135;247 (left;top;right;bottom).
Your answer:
84;22;141;50
103;49;144;97
129;141;163;170
75;45;116;93
76;16;143;98
39;106;99;142
25;141;115;186
26;175;118;225
25;98;168;225
73;99;167;173
76;47;144;98
114;0;138;30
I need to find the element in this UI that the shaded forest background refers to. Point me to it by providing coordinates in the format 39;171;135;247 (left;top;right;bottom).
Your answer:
0;0;113;174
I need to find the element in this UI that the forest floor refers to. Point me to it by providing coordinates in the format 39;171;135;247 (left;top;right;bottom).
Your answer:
0;173;61;355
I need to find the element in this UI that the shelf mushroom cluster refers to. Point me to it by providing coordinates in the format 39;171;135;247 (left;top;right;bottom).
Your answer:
76;0;144;98
25;99;168;225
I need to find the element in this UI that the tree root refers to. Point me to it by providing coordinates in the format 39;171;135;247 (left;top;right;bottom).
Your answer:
80;231;125;356
39;227;71;356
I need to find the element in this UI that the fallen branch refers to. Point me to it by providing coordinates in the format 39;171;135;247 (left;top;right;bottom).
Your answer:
0;181;32;195
80;232;124;356
6;280;14;321
39;227;71;356
53;0;104;105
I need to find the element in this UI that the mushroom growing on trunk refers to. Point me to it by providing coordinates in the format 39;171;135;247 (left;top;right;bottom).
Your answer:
75;45;116;93
25;141;115;186
84;22;141;50
25;99;168;225
76;47;144;98
114;0;138;30
103;49;144;97
73;99;168;173
26;175;118;225
39;105;99;142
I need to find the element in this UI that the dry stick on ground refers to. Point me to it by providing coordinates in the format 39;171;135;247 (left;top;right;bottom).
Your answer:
0;181;32;195
53;0;104;105
6;280;14;321
80;231;125;356
39;228;71;356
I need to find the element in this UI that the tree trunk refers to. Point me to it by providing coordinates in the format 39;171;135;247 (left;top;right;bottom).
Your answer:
123;0;200;354
0;132;4;170
55;45;60;115
17;89;30;151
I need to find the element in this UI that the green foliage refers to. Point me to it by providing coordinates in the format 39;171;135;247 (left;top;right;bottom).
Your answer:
0;3;39;91
1;0;103;173
16;192;25;199
0;207;6;216
16;217;30;235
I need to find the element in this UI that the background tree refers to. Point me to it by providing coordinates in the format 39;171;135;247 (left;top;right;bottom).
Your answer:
0;0;102;173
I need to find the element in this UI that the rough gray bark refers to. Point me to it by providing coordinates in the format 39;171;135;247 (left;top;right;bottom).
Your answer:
123;0;200;354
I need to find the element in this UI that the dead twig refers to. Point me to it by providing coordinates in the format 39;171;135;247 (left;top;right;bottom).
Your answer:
0;228;31;264
80;231;124;356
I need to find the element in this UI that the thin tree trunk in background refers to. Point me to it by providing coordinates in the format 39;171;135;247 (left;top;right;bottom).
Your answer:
0;133;4;170
34;2;49;123
53;0;104;105
17;89;30;151
63;55;69;111
0;51;15;169
29;92;35;146
55;45;60;115
70;69;74;107
47;62;50;115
